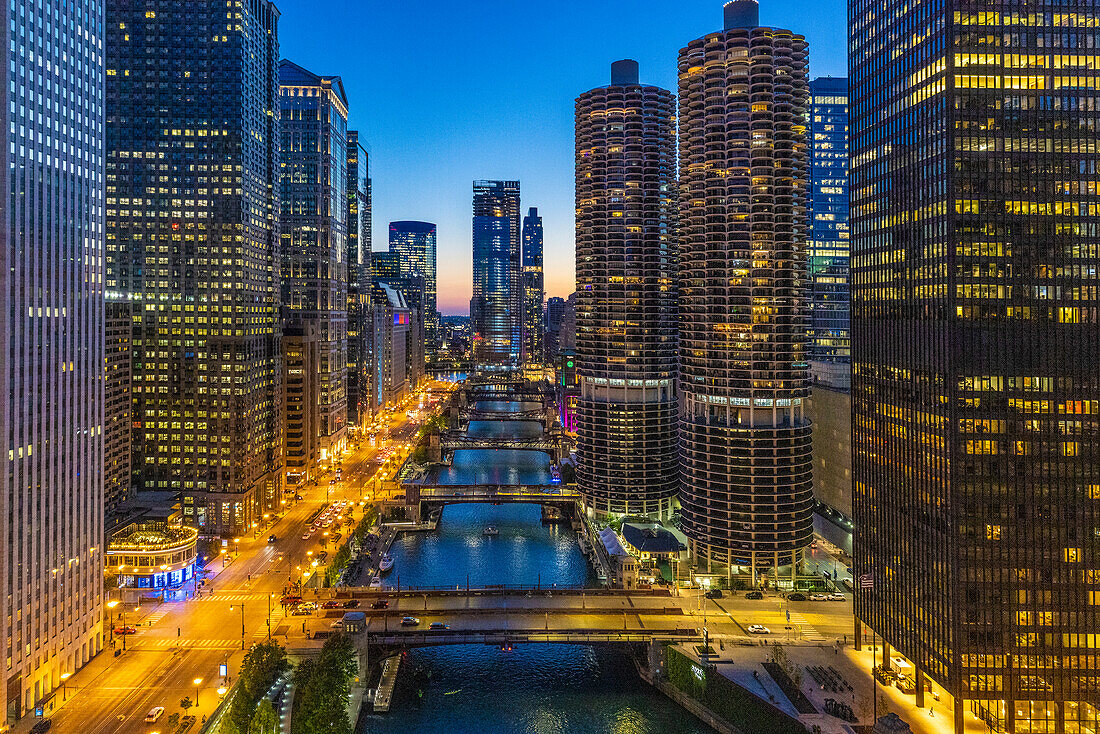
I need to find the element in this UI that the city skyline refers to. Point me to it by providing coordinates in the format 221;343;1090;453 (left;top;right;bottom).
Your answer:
272;0;848;313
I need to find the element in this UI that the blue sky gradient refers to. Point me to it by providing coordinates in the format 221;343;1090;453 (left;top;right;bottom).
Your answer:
275;0;847;313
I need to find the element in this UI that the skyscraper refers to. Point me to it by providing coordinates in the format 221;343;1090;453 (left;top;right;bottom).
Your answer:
106;299;134;518
346;131;373;427
851;2;1100;731
545;296;567;360
106;0;283;536
2;0;104;719
806;76;850;390
389;221;438;345
471;180;522;370
279;60;349;466
575;60;678;518
677;0;813;578
521;208;545;366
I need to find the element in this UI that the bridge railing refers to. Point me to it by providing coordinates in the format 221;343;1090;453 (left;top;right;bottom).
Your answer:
415;485;579;498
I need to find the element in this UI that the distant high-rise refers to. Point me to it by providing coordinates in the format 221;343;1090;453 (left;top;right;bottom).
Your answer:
851;1;1100;731
347;131;373;427
575;60;678;518
471;180;522;370
807;76;850;390
373;251;402;282
545;296;567;359
389;221;439;345
279;60;349;466
521;208;545;366
106;0;283;536
3;0;105;718
677;0;813;577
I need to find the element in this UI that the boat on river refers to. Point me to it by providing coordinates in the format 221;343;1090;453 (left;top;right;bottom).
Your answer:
483;525;499;536
379;554;395;574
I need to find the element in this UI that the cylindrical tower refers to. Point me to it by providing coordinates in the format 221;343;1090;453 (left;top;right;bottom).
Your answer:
677;1;813;575
575;61;679;519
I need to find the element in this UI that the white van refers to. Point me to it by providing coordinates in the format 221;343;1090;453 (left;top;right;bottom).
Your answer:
144;706;164;723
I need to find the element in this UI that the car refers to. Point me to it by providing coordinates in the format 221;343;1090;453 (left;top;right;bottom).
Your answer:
371;600;389;610
144;706;165;723
809;593;828;602
301;533;310;540
747;625;771;635
745;591;764;600
704;588;723;599
30;720;52;734
113;625;137;635
291;607;312;616
298;602;318;612
400;616;420;626
268;534;277;543
428;622;449;631
330;620;344;629
343;600;360;609
828;592;847;602
322;601;342;609
787;592;808;602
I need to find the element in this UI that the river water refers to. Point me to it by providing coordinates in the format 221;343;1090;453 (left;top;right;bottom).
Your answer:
359;402;711;734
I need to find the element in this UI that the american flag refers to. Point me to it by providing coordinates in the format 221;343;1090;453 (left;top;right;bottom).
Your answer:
859;573;875;590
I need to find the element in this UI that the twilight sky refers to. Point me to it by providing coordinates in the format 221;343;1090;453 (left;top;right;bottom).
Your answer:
275;0;848;314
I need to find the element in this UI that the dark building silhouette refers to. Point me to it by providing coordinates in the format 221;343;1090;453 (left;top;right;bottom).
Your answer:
575;60;679;519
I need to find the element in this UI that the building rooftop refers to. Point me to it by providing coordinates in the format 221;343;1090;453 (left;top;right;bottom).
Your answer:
621;523;688;554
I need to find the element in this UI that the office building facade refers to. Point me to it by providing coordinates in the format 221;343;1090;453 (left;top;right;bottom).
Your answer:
283;323;320;487
521;208;545;366
677;0;814;576
279;60;349;465
106;0;284;536
2;0;105;720
471;180;522;370
807;76;850;390
347;131;372;427
575;60;679;518
851;1;1100;731
389;221;438;348
545;296;566;360
106;299;134;519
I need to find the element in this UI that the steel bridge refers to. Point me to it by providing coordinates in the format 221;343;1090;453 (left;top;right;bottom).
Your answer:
440;437;558;454
407;484;579;505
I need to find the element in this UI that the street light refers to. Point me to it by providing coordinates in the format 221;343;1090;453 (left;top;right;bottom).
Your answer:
60;672;71;702
194;677;203;706
106;600;120;644
229;604;245;650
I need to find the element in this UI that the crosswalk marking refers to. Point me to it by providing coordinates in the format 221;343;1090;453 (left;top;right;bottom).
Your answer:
193;593;267;603
143;609;171;625
141;638;241;650
788;613;827;642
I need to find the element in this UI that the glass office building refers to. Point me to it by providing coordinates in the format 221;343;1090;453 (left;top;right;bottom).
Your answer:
106;0;284;536
471;180;522;370
389;221;438;346
2;0;105;720
521;208;545;366
575;60;679;519
850;1;1100;731
346;131;372;426
807;76;850;388
279;60;349;464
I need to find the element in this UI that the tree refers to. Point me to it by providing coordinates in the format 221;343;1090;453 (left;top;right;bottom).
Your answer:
249;699;278;734
226;641;290;734
291;635;358;734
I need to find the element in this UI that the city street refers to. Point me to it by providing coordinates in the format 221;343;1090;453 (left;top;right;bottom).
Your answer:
12;388;441;734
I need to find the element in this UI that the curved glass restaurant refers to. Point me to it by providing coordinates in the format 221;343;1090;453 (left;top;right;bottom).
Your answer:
106;513;199;600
